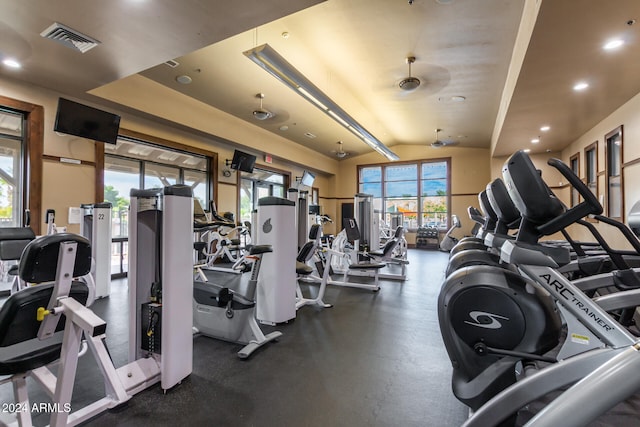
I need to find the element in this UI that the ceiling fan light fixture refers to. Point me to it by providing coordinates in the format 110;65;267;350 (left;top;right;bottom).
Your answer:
253;109;273;120
399;56;421;91
252;93;274;120
399;77;421;91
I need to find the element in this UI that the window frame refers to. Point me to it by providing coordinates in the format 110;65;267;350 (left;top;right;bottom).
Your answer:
237;164;291;223
605;125;623;220
99;128;217;205
357;157;451;231
584;141;598;200
0;95;44;234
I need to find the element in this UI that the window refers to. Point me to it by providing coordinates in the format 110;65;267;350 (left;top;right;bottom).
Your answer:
585;142;598;199
569;153;580;207
104;136;212;276
239;167;289;223
0;109;24;227
0;97;43;233
358;159;450;230
605;126;623;219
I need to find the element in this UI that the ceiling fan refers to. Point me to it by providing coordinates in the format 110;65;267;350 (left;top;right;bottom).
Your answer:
399;56;421;92
430;128;459;148
252;93;274;120
330;141;350;158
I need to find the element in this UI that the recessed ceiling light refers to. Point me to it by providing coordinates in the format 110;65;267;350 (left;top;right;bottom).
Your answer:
279;125;289;131
603;39;624;50
540;125;550;132
176;75;192;84
450;96;466;102
524;148;531;153
2;58;21;69
531;138;540;144
573;82;589;91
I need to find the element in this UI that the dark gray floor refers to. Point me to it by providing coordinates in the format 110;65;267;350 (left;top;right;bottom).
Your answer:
1;249;468;426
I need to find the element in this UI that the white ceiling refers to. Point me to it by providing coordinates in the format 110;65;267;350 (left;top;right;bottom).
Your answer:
1;0;639;161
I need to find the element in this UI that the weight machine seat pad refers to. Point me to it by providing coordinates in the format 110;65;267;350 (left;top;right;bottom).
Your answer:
0;282;89;375
0;227;36;242
0;239;34;261
349;263;385;270
19;234;92;284
248;245;273;255
296;261;313;275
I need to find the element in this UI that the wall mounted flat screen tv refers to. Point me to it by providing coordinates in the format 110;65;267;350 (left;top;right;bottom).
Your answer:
54;98;121;144
230;149;256;173
301;170;315;187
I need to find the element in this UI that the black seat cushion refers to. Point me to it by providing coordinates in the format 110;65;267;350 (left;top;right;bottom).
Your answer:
0;282;89;375
19;234;92;284
248;245;273;255
349;262;384;270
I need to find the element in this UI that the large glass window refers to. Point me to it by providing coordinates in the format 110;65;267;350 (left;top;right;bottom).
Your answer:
358;159;450;230
0;109;24;227
104;137;211;276
240;167;287;223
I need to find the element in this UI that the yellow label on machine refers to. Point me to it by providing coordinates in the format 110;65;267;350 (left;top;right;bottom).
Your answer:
571;333;590;345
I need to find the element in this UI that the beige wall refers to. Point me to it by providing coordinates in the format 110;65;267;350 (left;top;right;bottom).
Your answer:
558;90;640;247
1;75;335;230
12;67;640;249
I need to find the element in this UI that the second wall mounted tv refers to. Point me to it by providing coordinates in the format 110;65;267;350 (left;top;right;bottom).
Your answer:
301;170;315;187
54;98;121;145
230;149;257;173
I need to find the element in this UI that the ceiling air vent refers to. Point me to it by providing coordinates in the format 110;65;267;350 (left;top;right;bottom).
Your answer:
40;22;100;53
164;59;180;68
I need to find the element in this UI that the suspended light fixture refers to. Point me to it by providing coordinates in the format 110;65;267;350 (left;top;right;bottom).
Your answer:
399;56;420;91
243;44;399;161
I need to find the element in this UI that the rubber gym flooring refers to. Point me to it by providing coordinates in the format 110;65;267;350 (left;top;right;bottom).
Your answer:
1;249;468;426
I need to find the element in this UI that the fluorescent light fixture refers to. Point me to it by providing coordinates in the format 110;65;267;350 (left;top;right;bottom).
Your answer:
244;44;399;161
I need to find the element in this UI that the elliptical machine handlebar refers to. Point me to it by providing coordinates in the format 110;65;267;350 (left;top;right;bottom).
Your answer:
536;158;603;236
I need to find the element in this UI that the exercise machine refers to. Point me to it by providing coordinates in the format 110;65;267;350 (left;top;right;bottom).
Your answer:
354;193;380;253
0;227;35;295
193;245;282;358
0;229;191;426
439;214;461;252
79;202;112;298
331;218;408;282
295;224;333;309
128;186;193;390
439;151;640;425
255;196;297;324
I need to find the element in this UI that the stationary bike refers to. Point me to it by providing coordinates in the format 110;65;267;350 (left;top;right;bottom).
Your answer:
193;244;282;358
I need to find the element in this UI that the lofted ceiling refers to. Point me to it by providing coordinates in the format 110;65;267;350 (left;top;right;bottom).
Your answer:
0;0;639;162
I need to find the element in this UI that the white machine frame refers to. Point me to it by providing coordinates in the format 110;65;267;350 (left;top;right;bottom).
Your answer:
79;203;112;299
128;186;193;390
